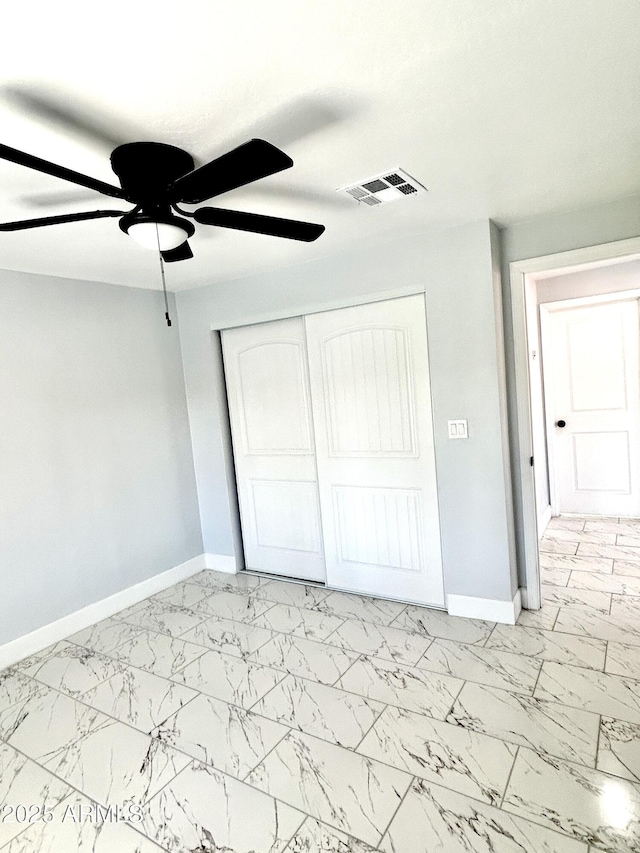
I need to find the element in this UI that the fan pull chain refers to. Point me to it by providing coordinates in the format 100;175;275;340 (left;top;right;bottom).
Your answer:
154;223;172;327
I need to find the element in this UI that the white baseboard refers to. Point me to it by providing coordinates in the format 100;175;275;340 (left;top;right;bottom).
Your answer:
447;589;522;625
0;553;209;672
203;553;237;574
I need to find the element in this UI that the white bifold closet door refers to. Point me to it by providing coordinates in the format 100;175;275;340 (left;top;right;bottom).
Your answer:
222;295;444;607
222;317;326;582
305;295;444;606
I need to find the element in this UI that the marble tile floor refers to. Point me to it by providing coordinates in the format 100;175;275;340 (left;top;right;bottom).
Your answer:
1;516;640;851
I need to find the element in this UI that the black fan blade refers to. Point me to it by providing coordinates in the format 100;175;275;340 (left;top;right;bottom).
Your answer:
0;143;126;200
194;207;325;242
161;241;193;262
169;139;293;204
0;209;124;232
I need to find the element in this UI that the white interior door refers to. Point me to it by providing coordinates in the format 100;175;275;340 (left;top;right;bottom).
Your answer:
305;295;445;606
222;318;325;581
541;298;640;516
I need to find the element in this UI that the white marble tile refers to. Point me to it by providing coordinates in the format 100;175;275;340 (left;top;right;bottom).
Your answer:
542;584;611;613
618;533;640;547
82;666;198;733
554;605;640;646
153;580;212;609
357;705;516;805
540;539;579;556
535;661;640;725
326;617;431;666
0;669;43;712
251;674;383;748
22;641;125;698
447;682;600;766
0;686;190;806
337;655;462;718
417;637;542;694
2;797;166;852
611;595;640;621
503;748;640;853
7;641;70;674
392;606;494;645
142;760;304;853
546;517;586;531
570;570;640;596
545;528;617;545
540;553;613;573
188;569;267;593
0;742;72;848
67;616;144;654
170;646;285;708
606;642;640;680
578;542;640;563
286;817;377;853
585;520;640;535
486;623;606;669
597;717;640;784
614;560;640;577
517;605;560;630
541;567;572;585
252;580;331;608
249;633;358;685
315;591;406;626
115;599;207;637
188;590;275;622
251;602;345;641
107;629;207;678
154;693;288;778
380;777;587;853
246;730;411;846
181;615;276;658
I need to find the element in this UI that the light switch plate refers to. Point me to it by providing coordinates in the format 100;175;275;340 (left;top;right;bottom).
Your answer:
448;419;468;439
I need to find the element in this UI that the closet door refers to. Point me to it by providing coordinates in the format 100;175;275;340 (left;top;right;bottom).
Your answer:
305;295;444;606
222;318;325;581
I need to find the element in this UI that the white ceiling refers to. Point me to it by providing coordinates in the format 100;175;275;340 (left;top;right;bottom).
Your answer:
0;0;638;291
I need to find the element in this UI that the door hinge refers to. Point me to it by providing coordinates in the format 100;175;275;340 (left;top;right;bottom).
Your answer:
530;456;534;467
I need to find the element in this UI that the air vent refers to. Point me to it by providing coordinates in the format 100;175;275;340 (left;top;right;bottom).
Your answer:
338;168;427;206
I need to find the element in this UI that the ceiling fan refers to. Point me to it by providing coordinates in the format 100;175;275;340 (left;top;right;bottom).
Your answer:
0;138;326;262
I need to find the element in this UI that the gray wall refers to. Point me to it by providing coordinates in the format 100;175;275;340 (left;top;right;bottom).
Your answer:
536;258;640;304
177;220;517;603
0;270;202;645
501;193;640;584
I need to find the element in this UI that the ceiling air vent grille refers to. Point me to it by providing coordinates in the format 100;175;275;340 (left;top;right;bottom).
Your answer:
338;168;427;206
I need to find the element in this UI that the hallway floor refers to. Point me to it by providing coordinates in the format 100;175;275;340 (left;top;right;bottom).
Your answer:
0;515;639;852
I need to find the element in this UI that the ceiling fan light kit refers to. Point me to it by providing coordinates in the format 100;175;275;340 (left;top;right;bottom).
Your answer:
119;210;195;251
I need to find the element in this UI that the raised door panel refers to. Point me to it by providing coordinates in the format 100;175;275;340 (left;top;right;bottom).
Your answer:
322;327;416;456
238;342;313;454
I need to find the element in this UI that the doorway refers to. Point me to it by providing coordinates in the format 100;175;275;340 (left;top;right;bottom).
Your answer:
510;240;640;610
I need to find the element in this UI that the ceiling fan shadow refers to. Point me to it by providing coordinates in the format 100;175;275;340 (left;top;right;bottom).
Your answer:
1;83;141;152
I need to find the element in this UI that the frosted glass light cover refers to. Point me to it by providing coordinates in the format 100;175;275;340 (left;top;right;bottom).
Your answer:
127;221;189;251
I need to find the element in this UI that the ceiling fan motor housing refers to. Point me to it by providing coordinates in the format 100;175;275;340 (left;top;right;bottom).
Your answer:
110;142;195;204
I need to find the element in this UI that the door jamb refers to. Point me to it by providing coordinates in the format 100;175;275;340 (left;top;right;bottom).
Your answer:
510;237;640;610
